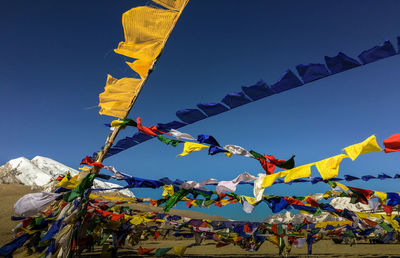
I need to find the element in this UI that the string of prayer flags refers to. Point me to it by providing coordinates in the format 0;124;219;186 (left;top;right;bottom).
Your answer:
343;135;381;161
383;133;400;153
177;142;209;157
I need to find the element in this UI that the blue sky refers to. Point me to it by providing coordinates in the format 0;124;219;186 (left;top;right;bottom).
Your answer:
1;0;400;221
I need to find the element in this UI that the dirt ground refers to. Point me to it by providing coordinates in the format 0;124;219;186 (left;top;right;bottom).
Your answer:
2;184;400;257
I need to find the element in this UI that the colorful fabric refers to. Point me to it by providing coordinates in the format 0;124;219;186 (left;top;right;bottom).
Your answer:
223;145;254;158
197;134;221;146
98;75;142;118
216;172;257;194
155;247;172;256
173;246;187;257
110;118;137;127
80;156;104;168
0;234;29;257
315;154;347;180
284;164;313;183
14;192;62;217
137;117;166;136
383;133;400;153
157;135;180;147
208;145;229;155
63;173;96;203
169;129;196;141
177;142;209;157
344;135;381;161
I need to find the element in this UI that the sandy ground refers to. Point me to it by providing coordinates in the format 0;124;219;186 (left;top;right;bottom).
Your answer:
62;240;400;257
2;184;400;257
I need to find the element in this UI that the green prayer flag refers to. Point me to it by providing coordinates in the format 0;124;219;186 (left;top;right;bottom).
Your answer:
313;207;322;216
155;247;172;256
164;189;190;212
249;150;265;160
63;173;96;203
378;222;394;232
278;155;295;169
157;135;181;147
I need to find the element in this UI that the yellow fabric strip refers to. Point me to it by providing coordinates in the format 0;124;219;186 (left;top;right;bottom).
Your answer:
89;194;136;203
343;135;382;161
110;120;124;127
375;191;387;204
334;182;350;192
284;163;314;183
261;170;289;188
173;246;187;257
126;59;153;79
242;196;258;205
315;221;352;228
315;154;348;180
162;185;175;198
177;142;209;157
79;166;91;172
152;0;188;11
114;6;178;61
58;174;81;189
98;75;142;119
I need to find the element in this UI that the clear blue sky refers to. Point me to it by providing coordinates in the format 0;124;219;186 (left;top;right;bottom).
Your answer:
1;0;399;221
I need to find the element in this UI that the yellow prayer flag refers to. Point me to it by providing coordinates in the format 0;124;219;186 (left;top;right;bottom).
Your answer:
284;163;314;183
172;246;187;257
261;171;288;188
79;166;91;172
126;59;153;79
162;185;175;198
58;174;81;189
315;221;352;228
242;196;258;205
177;142;209;157
334;182;350;192
114;6;178;61
315;154;348;180
344;135;382;161
110;120;124;127
130;216;144;225
99;75;142;119
375;191;387;204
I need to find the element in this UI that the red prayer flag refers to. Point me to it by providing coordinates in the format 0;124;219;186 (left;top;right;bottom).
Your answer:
383;204;393;215
258;158;275;174
383;133;400;153
80;156;104;168
137;246;155;255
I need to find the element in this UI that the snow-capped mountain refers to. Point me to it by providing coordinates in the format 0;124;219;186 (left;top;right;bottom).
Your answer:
264;211;340;224
0;156;134;197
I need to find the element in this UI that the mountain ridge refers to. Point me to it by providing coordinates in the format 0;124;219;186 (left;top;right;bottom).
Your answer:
0;156;134;197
